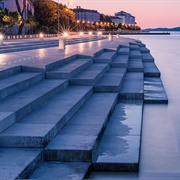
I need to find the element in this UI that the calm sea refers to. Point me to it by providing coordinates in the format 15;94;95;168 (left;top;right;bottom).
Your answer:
89;32;180;179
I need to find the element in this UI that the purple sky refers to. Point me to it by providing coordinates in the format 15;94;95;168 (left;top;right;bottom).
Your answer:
55;0;180;28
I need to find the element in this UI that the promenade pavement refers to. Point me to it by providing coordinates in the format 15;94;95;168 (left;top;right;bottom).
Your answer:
0;36;135;70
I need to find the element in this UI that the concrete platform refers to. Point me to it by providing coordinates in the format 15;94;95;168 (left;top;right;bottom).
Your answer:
128;59;143;72
119;72;144;99
117;47;130;55
93;49;116;63
0;79;68;133
142;53;154;62
0;66;21;79
129;50;142;59
46;58;93;79
0;148;43;179
140;47;150;53
130;44;140;50
95;68;126;92
93;100;143;172
30;162;91;180
111;55;129;68
0;86;93;147
144;77;168;103
143;62;161;77
136;42;146;47
45;93;118;162
0;72;44;99
0;112;15;133
70;63;109;86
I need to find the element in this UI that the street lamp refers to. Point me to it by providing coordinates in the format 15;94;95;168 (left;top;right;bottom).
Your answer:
39;33;44;42
80;31;83;37
63;32;69;38
89;31;93;36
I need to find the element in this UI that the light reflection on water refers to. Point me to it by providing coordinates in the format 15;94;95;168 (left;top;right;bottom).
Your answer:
90;32;180;179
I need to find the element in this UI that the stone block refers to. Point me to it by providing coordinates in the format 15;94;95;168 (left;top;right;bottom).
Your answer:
30;162;91;179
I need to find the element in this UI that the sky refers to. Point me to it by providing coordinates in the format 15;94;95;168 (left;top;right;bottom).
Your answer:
54;0;180;29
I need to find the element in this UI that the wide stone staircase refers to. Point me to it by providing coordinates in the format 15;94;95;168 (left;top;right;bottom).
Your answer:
0;40;168;179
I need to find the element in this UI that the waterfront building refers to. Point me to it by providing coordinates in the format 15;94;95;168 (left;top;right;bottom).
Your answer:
73;6;100;23
115;11;135;24
110;16;122;25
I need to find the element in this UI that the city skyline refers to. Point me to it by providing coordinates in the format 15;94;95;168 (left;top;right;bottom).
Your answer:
54;0;180;29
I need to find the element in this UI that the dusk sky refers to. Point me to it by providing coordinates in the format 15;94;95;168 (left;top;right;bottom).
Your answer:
55;0;180;29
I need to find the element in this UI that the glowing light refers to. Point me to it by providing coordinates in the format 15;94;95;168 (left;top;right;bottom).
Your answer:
82;21;85;23
0;34;3;40
89;31;93;36
39;33;44;38
80;32;83;36
63;32;69;38
87;21;90;23
98;31;102;36
77;20;80;23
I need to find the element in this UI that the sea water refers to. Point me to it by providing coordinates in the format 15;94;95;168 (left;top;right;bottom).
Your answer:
89;32;180;179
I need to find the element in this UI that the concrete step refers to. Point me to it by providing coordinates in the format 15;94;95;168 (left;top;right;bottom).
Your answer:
45;93;118;162
93;100;143;172
95;68;127;92
130;44;140;50
144;77;168;103
111;55;129;68
117;47;130;55
119;72;144;99
0;86;93;147
140;47;150;53
0;79;68;133
0;66;21;79
30;162;91;180
143;62;161;77
0;112;15;133
0;148;43;179
70;63;110;86
137;42;146;47
128;58;143;72
46;58;93;79
94;49;116;63
142;53;154;62
129;50;142;59
0;72;44;99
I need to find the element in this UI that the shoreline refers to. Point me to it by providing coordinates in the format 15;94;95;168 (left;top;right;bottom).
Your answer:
103;32;171;35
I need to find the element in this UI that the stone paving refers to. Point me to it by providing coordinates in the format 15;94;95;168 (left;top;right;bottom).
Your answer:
0;36;168;179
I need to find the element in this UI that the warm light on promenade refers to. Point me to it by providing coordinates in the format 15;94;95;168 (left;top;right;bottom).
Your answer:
0;34;3;39
39;33;44;38
80;32;83;36
98;31;102;36
63;32;69;38
39;33;44;42
89;31;93;36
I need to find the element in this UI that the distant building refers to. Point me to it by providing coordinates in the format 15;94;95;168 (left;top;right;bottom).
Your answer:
115;11;135;24
73;6;100;23
110;16;122;25
0;0;34;34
